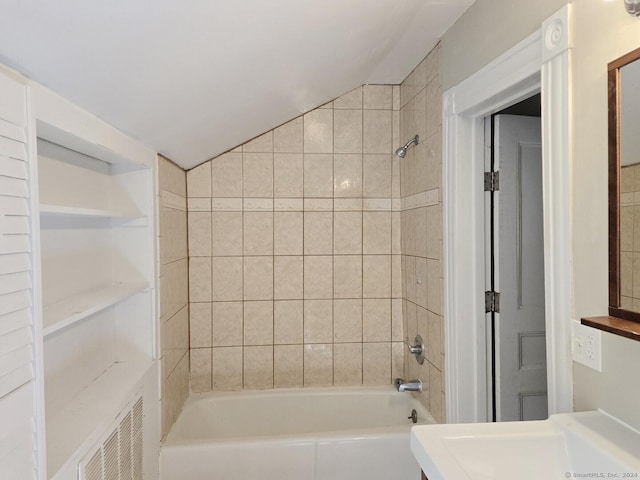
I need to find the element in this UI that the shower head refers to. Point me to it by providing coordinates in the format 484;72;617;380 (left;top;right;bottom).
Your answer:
395;135;419;158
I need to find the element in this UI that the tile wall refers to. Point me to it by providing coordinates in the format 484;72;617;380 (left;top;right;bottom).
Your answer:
157;155;190;439
620;164;640;309
186;86;405;391
399;45;446;422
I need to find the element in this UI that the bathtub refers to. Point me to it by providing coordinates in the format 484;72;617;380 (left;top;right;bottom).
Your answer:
161;386;435;480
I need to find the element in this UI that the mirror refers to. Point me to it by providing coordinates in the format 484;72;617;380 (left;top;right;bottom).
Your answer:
609;46;640;323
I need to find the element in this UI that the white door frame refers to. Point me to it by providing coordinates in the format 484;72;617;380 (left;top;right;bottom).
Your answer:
443;6;573;423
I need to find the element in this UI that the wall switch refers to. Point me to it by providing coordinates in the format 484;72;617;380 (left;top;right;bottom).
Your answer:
571;320;602;372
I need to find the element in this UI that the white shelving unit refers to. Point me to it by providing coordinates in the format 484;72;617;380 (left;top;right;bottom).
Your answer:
30;85;159;480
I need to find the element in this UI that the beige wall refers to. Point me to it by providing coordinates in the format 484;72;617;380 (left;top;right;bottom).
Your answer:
440;0;566;90
399;45;445;423
157;156;189;440
571;1;640;430
186;86;405;391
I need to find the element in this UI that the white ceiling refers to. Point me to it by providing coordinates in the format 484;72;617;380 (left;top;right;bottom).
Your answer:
0;0;474;169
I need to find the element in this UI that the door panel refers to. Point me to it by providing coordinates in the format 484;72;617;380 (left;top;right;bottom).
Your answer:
493;114;547;422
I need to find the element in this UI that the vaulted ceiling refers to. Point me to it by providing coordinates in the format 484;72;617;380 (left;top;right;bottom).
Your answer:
0;0;474;169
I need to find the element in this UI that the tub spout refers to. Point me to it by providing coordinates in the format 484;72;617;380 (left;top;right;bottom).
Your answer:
394;378;422;392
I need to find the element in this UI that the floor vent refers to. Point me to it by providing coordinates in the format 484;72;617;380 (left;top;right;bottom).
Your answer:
78;396;143;480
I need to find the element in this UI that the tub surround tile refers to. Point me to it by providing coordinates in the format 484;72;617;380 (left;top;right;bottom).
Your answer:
187;162;212;198
333;111;363;155
304;300;333;344
212;212;243;256
212;347;243;391
188;212;212;257
243;152;274;198
363;85;393;110
304;109;334;154
333;153;362;197
243;212;274;255
244;346;274;389
274;345;304;388
274;256;304;300
243;256;274;300
212;301;243;347
304;212;333;255
363;299;391;342
243;301;274;346
363;255;391;298
211;152;243;198
304;344;333;387
189;257;212;302
274;300;303;344
274;153;303;197
333;255;362;299
190;302;212;348
334;343;363;386
363;110;392;155
274;117;303;153
190;348;212;393
274;212;303;255
304;256;333;299
304;153;334;197
243;131;273;153
363;212;391;254
333;86;362;109
333;299;362;343
212;257;243;301
333;212;363;254
363;342;391;385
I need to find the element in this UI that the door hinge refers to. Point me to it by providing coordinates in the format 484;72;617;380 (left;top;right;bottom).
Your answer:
485;291;500;313
484;171;499;192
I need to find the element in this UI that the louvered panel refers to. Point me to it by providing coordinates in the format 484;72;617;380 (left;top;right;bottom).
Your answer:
84;449;103;480
0;233;30;255
0;271;30;295
0;383;34;458
0;290;31;317
0;344;32;378
0;75;26;127
0;118;27;144
0;324;32;356
0;136;27;162
0;363;33;398
0;215;30;235
132;398;143;480
0;307;30;336
0;432;36;480
0;154;27;179
103;430;119;480
0;195;28;216
0;324;33;398
0;253;30;276
119;413;132;480
0;175;28;198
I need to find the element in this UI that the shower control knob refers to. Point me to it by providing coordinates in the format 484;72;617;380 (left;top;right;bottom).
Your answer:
408;335;425;365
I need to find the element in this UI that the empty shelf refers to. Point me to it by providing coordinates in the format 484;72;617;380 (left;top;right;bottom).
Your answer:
42;282;149;337
40;203;145;220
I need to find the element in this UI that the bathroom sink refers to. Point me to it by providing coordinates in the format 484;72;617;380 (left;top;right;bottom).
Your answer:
410;411;640;480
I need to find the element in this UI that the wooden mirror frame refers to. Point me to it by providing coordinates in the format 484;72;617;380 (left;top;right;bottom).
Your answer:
608;46;640;324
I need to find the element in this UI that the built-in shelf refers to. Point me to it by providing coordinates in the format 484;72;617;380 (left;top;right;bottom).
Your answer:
39;203;146;221
581;316;640;342
42;282;149;337
47;358;153;480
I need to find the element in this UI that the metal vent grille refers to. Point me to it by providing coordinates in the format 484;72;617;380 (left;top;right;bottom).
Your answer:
78;396;143;480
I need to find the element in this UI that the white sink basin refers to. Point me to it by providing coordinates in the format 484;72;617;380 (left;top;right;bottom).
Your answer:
411;411;640;480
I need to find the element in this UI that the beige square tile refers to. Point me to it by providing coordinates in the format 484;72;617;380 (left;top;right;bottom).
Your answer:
334;86;362;109
158;155;186;197
274;345;303;388
415;257;428;308
334;154;362;197
392;254;402;298
404;300;417;343
274;153;303;197
363;212;391;254
243;301;274;346
425;133;442;192
403;254;416;303
415;207;428;258
391;212;401;254
244;256;274;300
274;256;303;300
244;212;274;255
334;211;362;254
190;348;212;393
212;346;243;391
212;301;243;346
363;299;391;342
392;85;401;111
304;299;333;343
212;212;243;256
334;343;363;386
392;151;401;199
304;109;333;153
392;341;404;381
274;117;303;153
334;110;363;154
363;110;392;154
364;85;392;110
304;212;333;255
426;80;442;140
428;312;443;370
363;155;391;197
274;212;303;255
187;162;212;198
427;259;442;315
212;151;243;197
363;342;391;385
243;152;273;197
188;212;212;257
189;257;212;302
333;299;362;343
429;364;444;422
333;255;362;299
425;44;440;85
304;256;333;299
212;257;243;301
243;131;273;153
363;255;391;298
190;302;212;348
426;205;441;260
304;344;333;386
416;306;429;346
274;300;303;344
304;153;334;197
244;346;274;389
413;88;427;140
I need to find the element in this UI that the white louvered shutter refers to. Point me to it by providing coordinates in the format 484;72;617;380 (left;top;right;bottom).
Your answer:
0;72;39;480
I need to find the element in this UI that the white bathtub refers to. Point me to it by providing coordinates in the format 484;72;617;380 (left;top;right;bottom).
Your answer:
161;386;435;480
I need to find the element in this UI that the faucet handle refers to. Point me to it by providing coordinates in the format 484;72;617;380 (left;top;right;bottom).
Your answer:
408;335;425;364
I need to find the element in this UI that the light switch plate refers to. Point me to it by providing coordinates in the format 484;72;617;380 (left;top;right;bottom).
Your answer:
572;320;602;372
